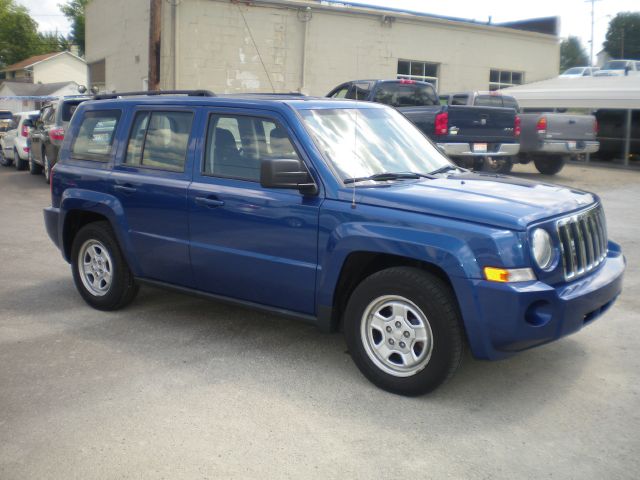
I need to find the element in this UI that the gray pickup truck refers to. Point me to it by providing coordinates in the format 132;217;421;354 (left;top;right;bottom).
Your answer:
440;92;599;175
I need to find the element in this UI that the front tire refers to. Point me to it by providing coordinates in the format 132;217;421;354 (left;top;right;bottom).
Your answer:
0;147;11;167
14;149;27;170
483;156;513;174
344;267;464;396
71;221;139;310
534;155;566;175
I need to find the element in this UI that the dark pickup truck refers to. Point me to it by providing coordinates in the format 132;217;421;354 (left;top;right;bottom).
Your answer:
327;80;520;171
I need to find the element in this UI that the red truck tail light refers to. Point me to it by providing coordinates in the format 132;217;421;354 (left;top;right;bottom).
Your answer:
594;119;599;135
50;127;65;141
21;124;29;137
536;116;547;134
434;112;449;136
399;79;416;84
515;115;521;137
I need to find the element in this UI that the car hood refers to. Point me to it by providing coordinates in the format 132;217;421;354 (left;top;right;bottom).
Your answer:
343;173;596;230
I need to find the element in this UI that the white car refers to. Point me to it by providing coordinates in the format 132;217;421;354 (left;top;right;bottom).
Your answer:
559;66;599;78
594;60;640;77
0;111;39;170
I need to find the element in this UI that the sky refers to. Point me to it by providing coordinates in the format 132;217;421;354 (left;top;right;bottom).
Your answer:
16;0;640;61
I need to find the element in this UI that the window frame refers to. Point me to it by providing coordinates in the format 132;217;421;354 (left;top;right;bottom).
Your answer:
397;59;440;89
489;69;524;91
201;111;307;184
122;108;195;173
70;109;122;163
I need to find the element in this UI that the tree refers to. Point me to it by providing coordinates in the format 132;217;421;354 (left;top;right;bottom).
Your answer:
604;12;640;60
59;0;89;56
0;0;44;67
560;36;589;72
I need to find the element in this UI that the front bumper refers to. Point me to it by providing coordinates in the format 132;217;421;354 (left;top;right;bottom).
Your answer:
453;241;625;360
437;142;520;157
537;140;599;155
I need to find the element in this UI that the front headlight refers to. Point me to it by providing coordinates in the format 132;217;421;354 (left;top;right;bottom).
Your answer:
531;228;553;270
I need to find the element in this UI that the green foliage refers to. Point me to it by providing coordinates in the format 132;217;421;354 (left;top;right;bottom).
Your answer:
0;0;43;67
59;0;89;56
604;12;640;59
560;36;589;72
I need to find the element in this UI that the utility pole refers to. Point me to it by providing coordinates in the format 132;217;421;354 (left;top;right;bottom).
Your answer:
148;0;162;91
586;0;601;66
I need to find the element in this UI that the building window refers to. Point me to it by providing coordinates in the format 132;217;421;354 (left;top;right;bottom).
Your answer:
489;69;524;91
397;60;439;89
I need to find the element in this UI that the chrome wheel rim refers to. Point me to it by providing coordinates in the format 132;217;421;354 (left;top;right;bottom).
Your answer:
360;295;434;377
78;239;113;297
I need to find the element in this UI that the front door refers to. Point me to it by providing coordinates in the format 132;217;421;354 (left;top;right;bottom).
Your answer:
188;108;321;314
111;107;196;287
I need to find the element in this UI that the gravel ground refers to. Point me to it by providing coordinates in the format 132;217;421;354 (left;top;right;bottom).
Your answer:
0;162;638;479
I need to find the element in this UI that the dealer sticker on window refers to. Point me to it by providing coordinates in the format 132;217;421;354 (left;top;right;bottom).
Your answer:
474;143;488;153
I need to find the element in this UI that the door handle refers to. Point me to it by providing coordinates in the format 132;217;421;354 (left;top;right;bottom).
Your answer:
195;196;225;208
114;184;137;194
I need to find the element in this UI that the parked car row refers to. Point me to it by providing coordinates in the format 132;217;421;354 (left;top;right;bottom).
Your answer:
328;79;599;175
0;96;91;182
559;60;640;78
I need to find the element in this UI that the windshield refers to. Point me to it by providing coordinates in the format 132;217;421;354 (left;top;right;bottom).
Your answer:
299;107;452;183
602;60;629;70
563;67;584;75
0;111;12;120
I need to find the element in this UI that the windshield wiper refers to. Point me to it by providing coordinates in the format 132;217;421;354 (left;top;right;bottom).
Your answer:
428;165;462;176
344;171;435;185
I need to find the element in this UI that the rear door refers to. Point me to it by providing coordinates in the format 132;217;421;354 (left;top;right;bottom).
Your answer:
31;105;53;163
188;107;321;314
111;106;197;287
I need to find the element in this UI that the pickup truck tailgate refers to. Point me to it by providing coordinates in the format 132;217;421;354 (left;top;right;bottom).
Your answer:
544;114;596;141
443;105;516;143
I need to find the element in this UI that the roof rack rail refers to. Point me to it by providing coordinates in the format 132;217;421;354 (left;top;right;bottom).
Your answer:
93;90;215;100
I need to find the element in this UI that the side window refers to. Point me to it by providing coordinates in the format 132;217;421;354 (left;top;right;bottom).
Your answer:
330;86;350;99
203;114;300;182
47;105;58;125
40;107;51;124
451;95;469;106
346;83;371;100
125;111;193;172
71;110;121;161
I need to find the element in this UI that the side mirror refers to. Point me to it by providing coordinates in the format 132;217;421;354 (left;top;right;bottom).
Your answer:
260;158;318;195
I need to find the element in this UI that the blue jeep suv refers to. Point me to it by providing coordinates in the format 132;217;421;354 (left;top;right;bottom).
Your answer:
43;90;625;395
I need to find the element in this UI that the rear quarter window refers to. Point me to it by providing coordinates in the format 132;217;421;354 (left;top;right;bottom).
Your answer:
71;110;121;162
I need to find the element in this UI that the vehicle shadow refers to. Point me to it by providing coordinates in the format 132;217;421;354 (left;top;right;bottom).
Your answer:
1;276;590;433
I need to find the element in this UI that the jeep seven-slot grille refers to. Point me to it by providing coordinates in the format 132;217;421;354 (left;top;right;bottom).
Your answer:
556;206;607;281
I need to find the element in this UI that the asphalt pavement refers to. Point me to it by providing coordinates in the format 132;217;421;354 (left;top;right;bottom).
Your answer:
0;162;638;479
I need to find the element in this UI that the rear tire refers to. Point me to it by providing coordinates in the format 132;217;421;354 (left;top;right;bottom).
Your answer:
28;150;42;175
344;267;464;396
43;151;51;184
14;149;27;171
534;155;566;175
71;221;139;310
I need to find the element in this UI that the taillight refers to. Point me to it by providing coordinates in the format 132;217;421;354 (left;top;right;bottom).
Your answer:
514;115;521;137
50;127;65;141
21;125;29;137
594;119;599;135
399;79;416;84
536;116;547;134
434;111;449;135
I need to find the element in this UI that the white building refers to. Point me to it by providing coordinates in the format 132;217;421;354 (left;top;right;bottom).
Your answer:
0;82;81;113
85;0;561;95
0;51;88;88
